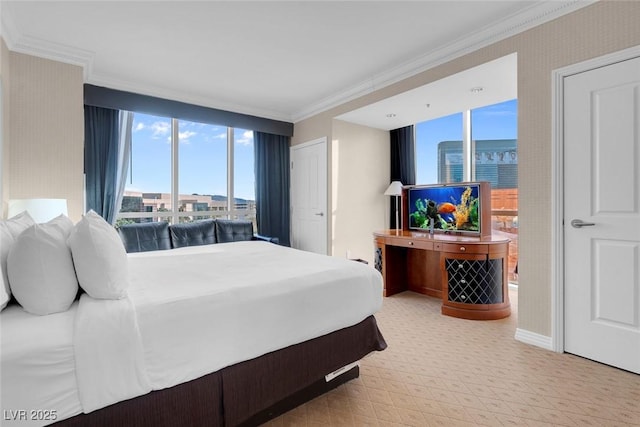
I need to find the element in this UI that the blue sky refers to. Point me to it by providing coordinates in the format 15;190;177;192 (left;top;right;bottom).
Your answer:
415;99;517;184
127;99;516;200
126;113;255;200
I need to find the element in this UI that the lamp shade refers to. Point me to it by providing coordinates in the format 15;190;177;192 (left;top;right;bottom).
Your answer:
8;199;68;223
384;181;404;196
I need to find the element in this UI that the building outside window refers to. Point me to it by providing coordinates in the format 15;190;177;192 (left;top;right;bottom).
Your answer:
117;113;255;228
416;99;518;283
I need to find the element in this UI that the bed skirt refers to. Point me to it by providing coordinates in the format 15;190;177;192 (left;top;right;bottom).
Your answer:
53;315;387;427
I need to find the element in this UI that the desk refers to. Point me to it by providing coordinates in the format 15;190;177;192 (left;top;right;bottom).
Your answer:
374;230;510;320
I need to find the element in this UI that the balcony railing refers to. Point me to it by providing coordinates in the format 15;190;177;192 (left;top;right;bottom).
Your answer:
491;209;518;285
116;207;257;231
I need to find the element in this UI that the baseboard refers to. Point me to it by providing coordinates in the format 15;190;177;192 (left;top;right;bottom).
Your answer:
515;328;554;351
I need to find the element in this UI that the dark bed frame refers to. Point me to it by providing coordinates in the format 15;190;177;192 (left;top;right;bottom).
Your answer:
53;315;386;427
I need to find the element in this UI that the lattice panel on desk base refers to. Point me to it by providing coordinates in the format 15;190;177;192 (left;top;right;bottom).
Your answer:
374;248;383;273
445;258;503;305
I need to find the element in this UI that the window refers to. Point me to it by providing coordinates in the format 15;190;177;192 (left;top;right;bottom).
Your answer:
415;99;518;283
117;113;255;226
416;112;462;184
119;113;172;224
471;100;518;189
471;100;518;283
178;119;228;220
233;128;256;221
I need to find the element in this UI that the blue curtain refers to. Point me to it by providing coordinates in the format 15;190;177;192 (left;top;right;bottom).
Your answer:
254;131;291;246
389;125;416;229
84;106;120;223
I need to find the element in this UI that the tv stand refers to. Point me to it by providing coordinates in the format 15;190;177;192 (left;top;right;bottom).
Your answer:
373;230;510;320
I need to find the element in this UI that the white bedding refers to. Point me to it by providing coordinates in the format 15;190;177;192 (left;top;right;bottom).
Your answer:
128;241;383;390
74;295;151;413
1;241;383;425
0;303;82;426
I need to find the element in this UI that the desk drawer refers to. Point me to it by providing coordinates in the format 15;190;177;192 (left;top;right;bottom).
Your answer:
440;243;488;254
385;236;433;250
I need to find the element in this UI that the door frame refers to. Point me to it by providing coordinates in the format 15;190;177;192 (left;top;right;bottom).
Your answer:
290;136;328;255
551;44;640;353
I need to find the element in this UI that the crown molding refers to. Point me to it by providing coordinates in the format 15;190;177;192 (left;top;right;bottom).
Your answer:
291;0;597;122
1;1;291;121
1;8;94;80
0;5;19;50
1;1;290;122
2;0;596;123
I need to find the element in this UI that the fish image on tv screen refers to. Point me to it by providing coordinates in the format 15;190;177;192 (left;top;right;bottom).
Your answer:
408;183;481;234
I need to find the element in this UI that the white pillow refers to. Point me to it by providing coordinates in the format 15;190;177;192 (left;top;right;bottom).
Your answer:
68;210;129;299
2;210;36;237
47;214;75;237
0;273;9;311
0;226;12;310
0;211;36;310
7;217;78;315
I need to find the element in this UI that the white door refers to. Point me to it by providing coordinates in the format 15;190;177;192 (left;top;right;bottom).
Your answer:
564;56;640;373
290;138;327;254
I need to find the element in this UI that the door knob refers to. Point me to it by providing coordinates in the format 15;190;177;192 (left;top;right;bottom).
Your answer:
315;212;324;216
570;219;595;228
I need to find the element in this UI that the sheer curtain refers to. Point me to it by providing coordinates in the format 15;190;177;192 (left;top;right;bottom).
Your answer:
84;106;132;224
113;111;133;223
389;125;416;229
253;131;290;246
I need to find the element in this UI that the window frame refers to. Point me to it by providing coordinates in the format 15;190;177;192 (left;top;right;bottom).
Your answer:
117;117;255;224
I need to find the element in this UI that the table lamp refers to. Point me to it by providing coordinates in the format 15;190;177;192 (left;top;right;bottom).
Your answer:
7;198;68;223
384;181;403;231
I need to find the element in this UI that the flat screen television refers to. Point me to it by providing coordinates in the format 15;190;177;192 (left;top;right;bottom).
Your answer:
407;182;490;237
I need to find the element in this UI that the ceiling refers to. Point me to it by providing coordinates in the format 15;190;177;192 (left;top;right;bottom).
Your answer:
336;53;517;130
0;1;591;126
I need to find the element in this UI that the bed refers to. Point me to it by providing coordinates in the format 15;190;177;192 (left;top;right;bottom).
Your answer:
1;239;386;427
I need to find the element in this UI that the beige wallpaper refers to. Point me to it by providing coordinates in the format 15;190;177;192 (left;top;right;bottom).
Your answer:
331;119;389;264
1;38;10;217
293;1;640;337
6;52;84;222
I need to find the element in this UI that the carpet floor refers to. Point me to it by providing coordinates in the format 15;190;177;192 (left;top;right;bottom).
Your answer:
265;289;640;426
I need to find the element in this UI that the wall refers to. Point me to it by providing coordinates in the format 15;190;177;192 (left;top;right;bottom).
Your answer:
292;1;640;338
1;38;10;217
331;119;388;264
7;52;84;222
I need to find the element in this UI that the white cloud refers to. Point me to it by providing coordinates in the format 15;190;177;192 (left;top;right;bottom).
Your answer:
179;130;197;143
133;122;145;132
151;121;171;138
235;130;254;146
214;132;227;140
